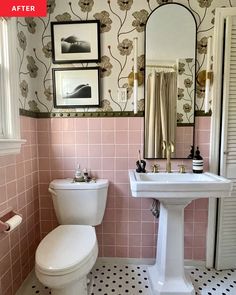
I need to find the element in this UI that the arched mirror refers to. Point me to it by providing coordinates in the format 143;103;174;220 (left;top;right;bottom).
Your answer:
144;3;197;159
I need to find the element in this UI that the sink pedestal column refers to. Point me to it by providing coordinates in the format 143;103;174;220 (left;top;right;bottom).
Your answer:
148;199;195;295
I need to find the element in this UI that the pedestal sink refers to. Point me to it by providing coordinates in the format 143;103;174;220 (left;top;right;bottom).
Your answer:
129;170;233;295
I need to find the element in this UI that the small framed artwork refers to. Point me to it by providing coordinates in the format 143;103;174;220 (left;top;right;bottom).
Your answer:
52;67;100;108
51;20;100;64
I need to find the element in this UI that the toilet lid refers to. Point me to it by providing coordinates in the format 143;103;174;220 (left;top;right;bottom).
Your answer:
36;225;97;275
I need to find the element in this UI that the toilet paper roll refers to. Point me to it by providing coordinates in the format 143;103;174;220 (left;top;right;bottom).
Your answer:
4;215;22;233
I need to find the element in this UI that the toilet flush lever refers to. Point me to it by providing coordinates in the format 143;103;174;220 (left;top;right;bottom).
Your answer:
48;188;57;196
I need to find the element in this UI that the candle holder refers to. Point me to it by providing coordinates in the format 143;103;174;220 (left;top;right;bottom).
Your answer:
128;72;143;87
197;70;214;87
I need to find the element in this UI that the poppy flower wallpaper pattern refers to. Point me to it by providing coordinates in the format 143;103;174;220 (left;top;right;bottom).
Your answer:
17;0;235;117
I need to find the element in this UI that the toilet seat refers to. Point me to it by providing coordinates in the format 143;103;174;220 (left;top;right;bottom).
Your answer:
35;225;97;276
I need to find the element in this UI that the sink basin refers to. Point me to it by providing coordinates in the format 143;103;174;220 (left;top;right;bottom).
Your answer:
128;170;233;295
129;170;232;199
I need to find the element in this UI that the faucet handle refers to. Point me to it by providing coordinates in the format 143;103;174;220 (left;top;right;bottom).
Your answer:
178;164;186;173
170;141;175;153
151;164;159;173
162;140;166;151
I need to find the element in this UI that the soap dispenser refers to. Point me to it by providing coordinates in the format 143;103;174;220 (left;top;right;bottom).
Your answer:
192;147;203;174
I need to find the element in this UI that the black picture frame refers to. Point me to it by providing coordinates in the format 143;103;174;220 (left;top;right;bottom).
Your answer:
51;20;100;64
52;67;100;108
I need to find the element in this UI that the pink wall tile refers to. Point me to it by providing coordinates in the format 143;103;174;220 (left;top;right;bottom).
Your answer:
0;117;40;294
24;115;210;279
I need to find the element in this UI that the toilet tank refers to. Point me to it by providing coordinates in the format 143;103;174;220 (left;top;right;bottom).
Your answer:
49;179;108;226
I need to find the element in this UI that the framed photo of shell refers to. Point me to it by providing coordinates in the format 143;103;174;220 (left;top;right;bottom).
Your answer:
52;67;100;108
51;20;100;63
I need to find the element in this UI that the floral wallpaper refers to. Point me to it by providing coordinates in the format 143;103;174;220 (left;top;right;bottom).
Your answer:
16;0;236;114
177;58;195;124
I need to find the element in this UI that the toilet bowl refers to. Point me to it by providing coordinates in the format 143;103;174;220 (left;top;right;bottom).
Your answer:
35;179;108;295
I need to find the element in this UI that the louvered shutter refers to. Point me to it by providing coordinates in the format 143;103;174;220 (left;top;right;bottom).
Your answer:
215;16;236;270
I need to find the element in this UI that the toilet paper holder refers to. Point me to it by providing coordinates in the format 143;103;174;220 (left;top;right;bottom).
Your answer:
0;209;22;233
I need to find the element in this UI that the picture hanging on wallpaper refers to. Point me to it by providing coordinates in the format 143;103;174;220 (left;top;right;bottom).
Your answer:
51;20;100;64
52;67;100;108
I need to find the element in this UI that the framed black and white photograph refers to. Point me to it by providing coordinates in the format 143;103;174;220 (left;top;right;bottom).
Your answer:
51;21;100;64
52;67;100;108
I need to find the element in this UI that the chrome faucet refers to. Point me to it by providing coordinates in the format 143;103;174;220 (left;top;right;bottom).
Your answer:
165;141;174;173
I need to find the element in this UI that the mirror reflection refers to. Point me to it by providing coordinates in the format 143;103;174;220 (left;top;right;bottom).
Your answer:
144;3;196;159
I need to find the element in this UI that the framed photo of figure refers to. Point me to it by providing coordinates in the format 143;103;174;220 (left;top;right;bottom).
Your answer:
52;67;100;108
51;20;100;63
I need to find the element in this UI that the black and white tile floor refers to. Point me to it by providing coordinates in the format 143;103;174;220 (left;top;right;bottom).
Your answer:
17;261;236;295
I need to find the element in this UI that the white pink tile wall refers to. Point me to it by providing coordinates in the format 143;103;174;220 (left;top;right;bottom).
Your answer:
0;115;211;294
0;117;40;295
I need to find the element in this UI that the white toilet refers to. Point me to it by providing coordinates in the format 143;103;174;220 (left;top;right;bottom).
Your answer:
35;178;108;295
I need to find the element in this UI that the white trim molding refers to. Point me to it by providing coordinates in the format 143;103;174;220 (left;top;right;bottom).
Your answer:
0;17;25;155
0;139;26;156
207;7;236;268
